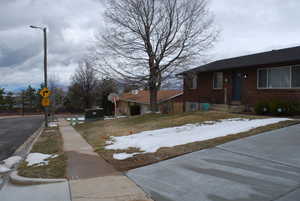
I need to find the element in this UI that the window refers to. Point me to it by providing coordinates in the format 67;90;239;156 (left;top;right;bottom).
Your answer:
185;75;198;89
292;66;300;87
258;66;300;89
213;72;223;89
191;76;198;89
258;69;267;88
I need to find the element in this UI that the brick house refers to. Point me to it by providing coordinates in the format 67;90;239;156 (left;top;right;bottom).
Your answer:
118;90;183;115
179;46;300;112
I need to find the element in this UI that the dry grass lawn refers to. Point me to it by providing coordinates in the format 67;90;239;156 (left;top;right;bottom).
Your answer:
75;111;299;171
18;127;67;179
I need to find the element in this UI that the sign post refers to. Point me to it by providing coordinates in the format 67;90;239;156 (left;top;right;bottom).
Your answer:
39;87;51;127
108;93;119;118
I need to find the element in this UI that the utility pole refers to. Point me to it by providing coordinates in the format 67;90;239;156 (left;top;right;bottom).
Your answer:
30;25;48;127
21;91;25;116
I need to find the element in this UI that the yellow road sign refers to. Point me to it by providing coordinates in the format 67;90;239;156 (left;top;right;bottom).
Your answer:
41;97;50;107
39;88;51;98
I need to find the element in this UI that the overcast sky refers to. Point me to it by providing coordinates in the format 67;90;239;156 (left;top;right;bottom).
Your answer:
1;0;300;91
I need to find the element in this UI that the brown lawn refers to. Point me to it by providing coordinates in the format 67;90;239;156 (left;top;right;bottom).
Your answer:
75;111;299;171
18;127;67;179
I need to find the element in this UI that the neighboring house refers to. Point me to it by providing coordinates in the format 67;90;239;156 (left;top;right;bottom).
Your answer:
118;90;183;115
179;46;300;112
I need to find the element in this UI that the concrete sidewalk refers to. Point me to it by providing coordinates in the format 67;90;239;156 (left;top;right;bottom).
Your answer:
0;181;71;201
59;119;153;201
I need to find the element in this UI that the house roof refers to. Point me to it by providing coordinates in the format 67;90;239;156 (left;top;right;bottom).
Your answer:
119;90;183;105
181;46;300;74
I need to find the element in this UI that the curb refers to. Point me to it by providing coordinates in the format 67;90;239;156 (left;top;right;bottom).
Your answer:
13;124;44;158
10;171;67;185
8;122;67;185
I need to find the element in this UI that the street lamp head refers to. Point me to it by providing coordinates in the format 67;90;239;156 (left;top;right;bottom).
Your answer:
30;25;46;30
30;25;39;29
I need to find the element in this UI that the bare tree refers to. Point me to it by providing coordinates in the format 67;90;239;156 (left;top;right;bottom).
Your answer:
95;0;218;111
71;60;99;109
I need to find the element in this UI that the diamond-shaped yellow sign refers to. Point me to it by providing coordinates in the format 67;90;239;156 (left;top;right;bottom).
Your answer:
41;97;50;107
39;88;51;98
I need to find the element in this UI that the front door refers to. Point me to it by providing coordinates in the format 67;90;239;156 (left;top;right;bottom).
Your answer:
232;72;242;101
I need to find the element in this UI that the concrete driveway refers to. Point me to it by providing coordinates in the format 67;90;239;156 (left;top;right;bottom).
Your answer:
127;124;300;201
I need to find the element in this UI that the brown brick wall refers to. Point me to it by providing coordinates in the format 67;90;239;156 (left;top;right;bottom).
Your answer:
241;67;300;105
183;71;225;104
183;64;300;106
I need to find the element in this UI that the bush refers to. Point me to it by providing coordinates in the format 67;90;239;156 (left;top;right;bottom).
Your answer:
254;101;270;115
287;101;300;115
268;100;288;115
255;100;300;116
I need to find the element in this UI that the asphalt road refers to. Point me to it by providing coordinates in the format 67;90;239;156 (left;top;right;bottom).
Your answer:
127;124;300;201
0;116;43;161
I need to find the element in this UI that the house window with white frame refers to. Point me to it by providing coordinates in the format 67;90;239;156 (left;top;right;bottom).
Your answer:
213;72;223;89
191;75;198;89
257;66;300;89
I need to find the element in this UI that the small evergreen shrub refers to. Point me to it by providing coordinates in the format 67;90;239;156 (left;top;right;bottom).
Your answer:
254;101;270;115
268;100;288;115
287;101;300;115
255;100;300;116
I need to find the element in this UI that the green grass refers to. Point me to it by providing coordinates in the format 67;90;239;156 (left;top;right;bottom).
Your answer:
75;111;299;171
18;128;67;179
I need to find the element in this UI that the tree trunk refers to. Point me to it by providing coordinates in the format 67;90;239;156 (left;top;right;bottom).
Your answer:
149;87;158;112
149;55;159;113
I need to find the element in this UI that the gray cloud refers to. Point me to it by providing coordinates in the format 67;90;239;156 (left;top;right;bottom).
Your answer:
1;0;300;91
209;0;300;59
0;0;103;90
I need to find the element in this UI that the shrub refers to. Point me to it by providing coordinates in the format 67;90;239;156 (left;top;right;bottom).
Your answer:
254;101;270;115
268;100;288;115
287;101;300;115
255;100;300;116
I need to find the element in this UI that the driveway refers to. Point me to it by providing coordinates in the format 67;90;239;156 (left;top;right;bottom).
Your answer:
127;124;300;201
0;116;43;160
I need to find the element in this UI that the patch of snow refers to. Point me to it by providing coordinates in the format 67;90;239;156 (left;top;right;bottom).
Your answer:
104;117;114;120
113;152;141;160
77;117;85;121
0;165;10;174
49;122;58;127
104;116;127;120
3;156;22;168
106;118;290;154
25;153;58;166
66;117;85;121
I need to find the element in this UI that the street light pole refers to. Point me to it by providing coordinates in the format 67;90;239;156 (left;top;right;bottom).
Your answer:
30;25;48;127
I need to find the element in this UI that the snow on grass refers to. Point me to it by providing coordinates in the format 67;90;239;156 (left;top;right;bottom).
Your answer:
66;117;85;121
78;117;85;121
0;156;22;173
3;156;22;168
25;153;58;166
113;152;141;160
106;118;290;157
104;116;128;120
66;117;85;125
49;122;58;127
0;165;10;174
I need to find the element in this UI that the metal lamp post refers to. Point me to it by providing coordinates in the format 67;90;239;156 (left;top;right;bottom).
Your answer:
30;25;48;127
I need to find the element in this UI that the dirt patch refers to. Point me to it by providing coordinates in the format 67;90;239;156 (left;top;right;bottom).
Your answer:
18;127;67;179
75;111;299;171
